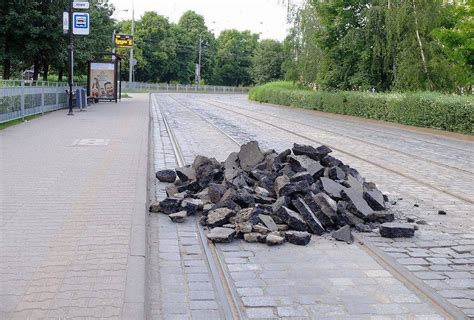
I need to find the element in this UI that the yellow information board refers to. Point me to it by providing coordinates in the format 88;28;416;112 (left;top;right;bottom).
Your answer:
114;34;133;48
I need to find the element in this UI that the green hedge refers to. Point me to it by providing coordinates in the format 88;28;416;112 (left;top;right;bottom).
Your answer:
249;81;474;134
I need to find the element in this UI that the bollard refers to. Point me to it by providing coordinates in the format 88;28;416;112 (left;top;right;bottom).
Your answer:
20;81;25;120
41;85;45;115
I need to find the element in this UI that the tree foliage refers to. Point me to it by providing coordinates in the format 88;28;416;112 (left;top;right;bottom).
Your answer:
284;0;473;92
117;11;271;86
214;30;259;86
1;0;114;80
251;39;284;84
1;4;285;86
2;1;471;92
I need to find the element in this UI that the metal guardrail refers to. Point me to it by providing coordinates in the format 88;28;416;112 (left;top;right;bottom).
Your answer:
122;81;250;94
0;80;249;124
0;80;86;123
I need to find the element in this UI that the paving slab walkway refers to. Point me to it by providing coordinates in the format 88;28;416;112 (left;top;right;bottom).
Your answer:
0;95;149;319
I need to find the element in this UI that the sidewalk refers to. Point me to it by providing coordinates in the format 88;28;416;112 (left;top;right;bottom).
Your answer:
0;95;149;319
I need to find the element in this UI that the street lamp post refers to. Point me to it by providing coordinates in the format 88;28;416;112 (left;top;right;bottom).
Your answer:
198;35;202;86
67;0;74;116
111;8;129;101
197;26;214;87
111;9;129;57
129;2;135;83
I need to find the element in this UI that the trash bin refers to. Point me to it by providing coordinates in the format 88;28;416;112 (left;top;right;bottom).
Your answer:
75;88;87;110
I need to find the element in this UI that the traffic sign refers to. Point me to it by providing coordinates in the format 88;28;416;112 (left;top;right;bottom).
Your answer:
63;12;69;34
73;1;90;9
73;12;89;35
114;34;133;48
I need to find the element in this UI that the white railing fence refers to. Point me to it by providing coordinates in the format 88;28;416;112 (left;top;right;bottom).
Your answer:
1;80;250;123
0;80;86;123
121;81;250;94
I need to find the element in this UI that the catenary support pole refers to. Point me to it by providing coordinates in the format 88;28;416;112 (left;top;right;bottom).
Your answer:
198;35;202;86
129;2;134;83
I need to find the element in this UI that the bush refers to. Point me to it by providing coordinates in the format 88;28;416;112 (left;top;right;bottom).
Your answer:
249;82;474;134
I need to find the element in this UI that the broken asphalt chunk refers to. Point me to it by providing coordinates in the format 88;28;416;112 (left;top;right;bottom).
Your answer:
285;231;312;246
363;190;386;211
379;222;415;238
155;170;177;183
258;214;278;231
266;233;285;245
274;206;307;232
207;227;236;243
341;188;375;221
292;143;332;161
206;208;236;228
238;141;265;171
292;197;325;235
320;177;347;199
169;211;187;223
158;197;181;214
175;165;196;182
332;225;354;244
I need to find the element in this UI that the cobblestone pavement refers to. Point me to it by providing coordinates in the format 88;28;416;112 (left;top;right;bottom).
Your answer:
150;94;450;319
164;95;474;317
165;93;474;319
148;96;238;320
0;95;149;319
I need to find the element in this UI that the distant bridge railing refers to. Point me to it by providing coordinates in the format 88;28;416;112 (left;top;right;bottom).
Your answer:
122;81;250;94
0;80;85;124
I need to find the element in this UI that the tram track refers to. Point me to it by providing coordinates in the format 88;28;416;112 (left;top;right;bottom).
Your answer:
200;98;473;174
211;95;473;155
155;95;243;320
179;97;473;205
160;93;468;320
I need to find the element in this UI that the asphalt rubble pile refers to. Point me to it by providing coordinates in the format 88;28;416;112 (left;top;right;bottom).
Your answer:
150;141;416;246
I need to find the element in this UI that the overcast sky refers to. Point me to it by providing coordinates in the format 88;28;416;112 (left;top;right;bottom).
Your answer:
109;0;292;41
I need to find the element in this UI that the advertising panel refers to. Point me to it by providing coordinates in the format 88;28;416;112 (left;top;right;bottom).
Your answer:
89;62;117;101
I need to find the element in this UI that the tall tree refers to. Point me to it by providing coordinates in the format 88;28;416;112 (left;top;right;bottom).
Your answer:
282;0;469;92
1;0;114;80
1;0;37;79
432;0;473;91
215;30;259;86
251;39;284;84
132;12;177;82
175;11;215;84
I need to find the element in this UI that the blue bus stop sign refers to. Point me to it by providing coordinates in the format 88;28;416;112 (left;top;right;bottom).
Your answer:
73;12;89;35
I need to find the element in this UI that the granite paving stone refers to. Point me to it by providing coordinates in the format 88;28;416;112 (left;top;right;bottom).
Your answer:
1;95;150;319
246;307;275;318
277;305;309;317
145;93;469;320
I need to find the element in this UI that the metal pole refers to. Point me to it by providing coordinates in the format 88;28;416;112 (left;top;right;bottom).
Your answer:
20;80;25;120
129;2;134;83
198;35;202;86
112;29;116;57
119;60;122;101
67;0;74;115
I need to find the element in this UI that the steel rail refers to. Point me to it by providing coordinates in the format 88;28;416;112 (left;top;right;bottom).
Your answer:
154;95;243;320
210;96;473;155
164;93;468;320
190;98;474;205
202;98;474;175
